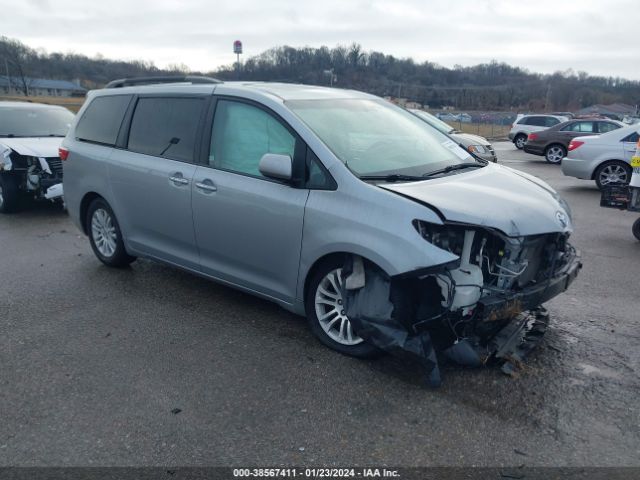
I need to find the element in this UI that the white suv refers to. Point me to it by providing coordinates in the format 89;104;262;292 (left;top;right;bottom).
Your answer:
509;114;569;149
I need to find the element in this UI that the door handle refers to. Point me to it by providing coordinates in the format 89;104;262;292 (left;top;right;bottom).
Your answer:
195;180;217;192
169;175;189;185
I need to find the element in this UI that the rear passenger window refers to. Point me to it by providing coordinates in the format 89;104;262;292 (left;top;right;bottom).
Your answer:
525;116;545;126
75;95;131;146
545;117;560;127
127;97;204;162
209;100;295;177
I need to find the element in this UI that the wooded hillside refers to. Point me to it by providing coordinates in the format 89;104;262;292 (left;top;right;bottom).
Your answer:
2;37;639;111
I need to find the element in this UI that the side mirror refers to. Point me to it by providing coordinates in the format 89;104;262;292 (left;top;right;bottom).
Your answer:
259;153;293;181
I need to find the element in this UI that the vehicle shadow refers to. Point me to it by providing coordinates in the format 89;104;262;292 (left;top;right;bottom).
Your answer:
13;198;68;218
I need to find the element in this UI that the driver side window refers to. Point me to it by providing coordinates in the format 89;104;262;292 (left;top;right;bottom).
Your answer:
209;100;295;178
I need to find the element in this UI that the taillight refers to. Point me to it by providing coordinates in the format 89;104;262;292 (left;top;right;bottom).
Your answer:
59;147;69;160
528;133;539;141
568;140;584;152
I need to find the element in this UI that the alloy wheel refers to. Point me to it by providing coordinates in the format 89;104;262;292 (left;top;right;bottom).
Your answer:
91;208;118;258
546;146;565;164
599;164;629;186
314;268;363;346
515;136;526;149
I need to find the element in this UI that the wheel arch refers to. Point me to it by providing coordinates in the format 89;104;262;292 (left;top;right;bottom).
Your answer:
302;251;389;314
79;191;105;235
545;142;566;152
590;159;629;180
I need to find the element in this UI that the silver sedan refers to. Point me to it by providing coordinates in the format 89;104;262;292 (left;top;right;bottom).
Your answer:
561;125;639;189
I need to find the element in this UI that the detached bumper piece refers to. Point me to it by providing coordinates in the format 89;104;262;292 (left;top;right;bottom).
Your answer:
44;183;64;201
341;250;581;387
491;308;549;376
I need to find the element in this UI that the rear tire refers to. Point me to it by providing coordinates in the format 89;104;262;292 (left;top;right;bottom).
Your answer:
86;198;136;268
514;134;527;150
544;144;566;164
305;258;382;358
633;218;640;242
594;161;631;190
0;173;20;213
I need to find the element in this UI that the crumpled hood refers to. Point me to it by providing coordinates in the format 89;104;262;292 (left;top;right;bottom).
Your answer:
380;163;572;237
0;137;62;158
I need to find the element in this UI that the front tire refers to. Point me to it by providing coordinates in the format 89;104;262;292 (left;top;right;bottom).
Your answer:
0;173;20;213
514;134;527;150
86;198;136;268
305;259;381;358
633;218;640;242
545;144;566;164
594;161;631;190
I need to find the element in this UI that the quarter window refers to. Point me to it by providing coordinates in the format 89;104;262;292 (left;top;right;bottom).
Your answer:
561;121;595;133
127;97;204;162
75;95;131;146
598;122;621;134
209;100;295;177
305;149;335;190
622;132;639;143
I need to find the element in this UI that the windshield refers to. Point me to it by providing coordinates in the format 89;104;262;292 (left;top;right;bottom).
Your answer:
410;109;456;135
0;106;75;137
287;98;475;178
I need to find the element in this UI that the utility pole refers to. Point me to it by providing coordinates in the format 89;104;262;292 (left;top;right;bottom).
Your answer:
545;83;552;111
323;69;336;87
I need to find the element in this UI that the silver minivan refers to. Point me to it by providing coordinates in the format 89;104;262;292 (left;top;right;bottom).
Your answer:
61;78;581;385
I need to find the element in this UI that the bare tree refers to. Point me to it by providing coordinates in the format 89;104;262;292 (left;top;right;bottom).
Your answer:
1;36;34;96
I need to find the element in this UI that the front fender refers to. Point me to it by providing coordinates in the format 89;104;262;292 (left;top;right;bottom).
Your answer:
296;186;459;300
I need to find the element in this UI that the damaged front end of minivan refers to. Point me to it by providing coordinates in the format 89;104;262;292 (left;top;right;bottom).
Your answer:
340;222;582;387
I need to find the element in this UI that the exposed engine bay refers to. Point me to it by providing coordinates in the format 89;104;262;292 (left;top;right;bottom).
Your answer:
341;222;582;387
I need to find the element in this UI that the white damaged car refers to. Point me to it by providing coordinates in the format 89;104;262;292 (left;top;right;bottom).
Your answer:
0;101;74;213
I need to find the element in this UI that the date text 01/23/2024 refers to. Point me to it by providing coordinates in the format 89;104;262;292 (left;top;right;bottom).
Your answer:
233;468;400;478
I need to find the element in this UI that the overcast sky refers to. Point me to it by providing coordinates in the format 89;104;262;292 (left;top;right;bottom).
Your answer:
5;0;640;79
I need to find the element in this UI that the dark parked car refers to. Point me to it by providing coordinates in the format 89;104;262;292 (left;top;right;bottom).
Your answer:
524;118;623;164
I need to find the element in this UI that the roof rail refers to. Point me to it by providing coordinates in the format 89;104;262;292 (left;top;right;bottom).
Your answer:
104;75;222;89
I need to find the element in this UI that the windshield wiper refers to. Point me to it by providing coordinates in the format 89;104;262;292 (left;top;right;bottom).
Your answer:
359;174;426;183
422;162;484;178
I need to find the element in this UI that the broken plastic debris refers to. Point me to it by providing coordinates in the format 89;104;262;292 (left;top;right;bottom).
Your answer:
340;253;555;387
44;183;64;200
341;258;442;387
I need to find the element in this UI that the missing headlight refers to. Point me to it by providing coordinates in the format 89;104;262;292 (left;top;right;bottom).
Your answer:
413;220;467;255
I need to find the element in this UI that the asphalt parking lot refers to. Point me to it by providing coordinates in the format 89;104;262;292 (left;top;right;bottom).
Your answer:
1;142;639;467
